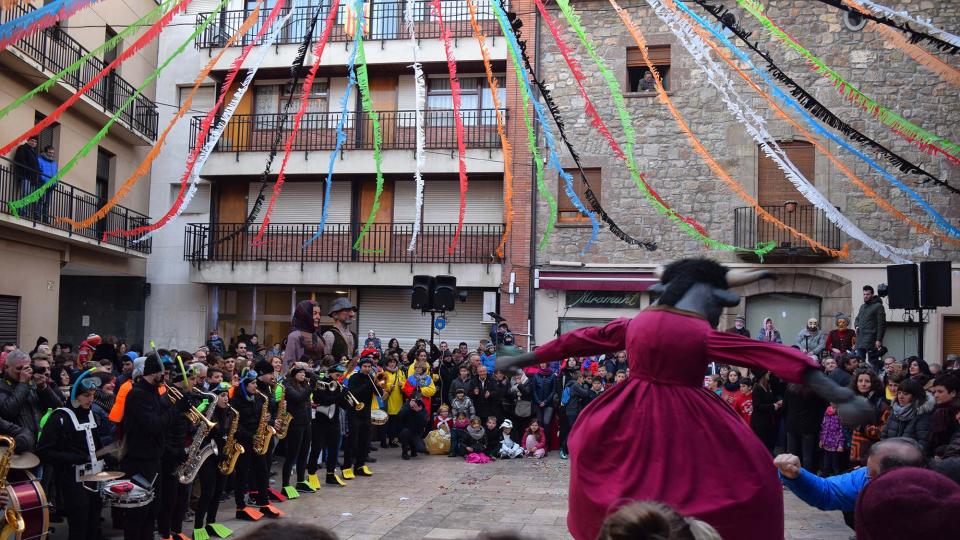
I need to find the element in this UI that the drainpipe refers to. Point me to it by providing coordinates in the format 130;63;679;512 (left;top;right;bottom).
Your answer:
527;4;542;349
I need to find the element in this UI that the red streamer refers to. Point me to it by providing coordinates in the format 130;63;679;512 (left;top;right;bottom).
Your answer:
253;0;342;245
0;0;97;52
0;0;193;156
103;0;288;240
431;0;469;254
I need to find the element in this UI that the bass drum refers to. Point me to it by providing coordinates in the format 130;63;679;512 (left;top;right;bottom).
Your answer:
4;469;49;540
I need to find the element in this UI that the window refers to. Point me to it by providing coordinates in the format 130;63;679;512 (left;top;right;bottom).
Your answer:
0;295;20;345
95;148;114;203
558;167;600;223
281;79;329;115
427;75;505;126
34;111;59;158
627;45;670;92
757;141;813;207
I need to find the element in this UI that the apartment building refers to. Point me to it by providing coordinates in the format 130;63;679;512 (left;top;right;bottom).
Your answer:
0;0;159;348
146;0;537;349
530;0;959;361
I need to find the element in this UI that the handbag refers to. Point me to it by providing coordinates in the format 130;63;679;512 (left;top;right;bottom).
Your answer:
514;399;532;418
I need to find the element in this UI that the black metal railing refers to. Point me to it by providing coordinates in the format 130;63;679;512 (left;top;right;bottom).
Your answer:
733;205;843;255
0;4;159;140
195;0;503;48
0;155;152;254
189;109;504;152
184;222;503;264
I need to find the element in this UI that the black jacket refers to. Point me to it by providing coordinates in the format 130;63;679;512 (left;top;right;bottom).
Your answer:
122;379;172;462
437;360;459;406
0;415;33;452
13;143;39;182
0;377;63;439
37;406;103;469
395;402;428;434
230;389;266;447
855;296;886;345
471;376;497;418
565;382;594;417
283;381;312;427
783;385;828;435
347;372;374;418
750;384;780;436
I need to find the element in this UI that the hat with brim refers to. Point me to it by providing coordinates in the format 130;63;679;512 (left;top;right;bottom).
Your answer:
328;297;357;316
499;419;513;429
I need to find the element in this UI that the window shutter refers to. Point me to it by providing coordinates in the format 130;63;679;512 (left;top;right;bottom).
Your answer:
0;296;20;344
758;141;813;206
559;168;601;220
246;181;351;223
627;45;670;67
944;316;960;362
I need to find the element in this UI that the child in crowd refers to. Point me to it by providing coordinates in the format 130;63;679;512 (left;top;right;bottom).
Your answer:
483;416;500;458
614;370;627;385
499;419;524;458
735;377;754;424
523;419;547;459
721;369;742;406
435;404;452;431
707;374;723;396
819;403;845;476
451;388;475;419
590;376;605;397
448;411;470;457
462;416;487;457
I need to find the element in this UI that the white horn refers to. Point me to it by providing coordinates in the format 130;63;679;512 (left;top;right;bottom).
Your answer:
725;269;774;287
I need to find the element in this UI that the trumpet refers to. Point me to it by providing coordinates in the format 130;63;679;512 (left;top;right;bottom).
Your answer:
163;384;216;430
370;371;385;400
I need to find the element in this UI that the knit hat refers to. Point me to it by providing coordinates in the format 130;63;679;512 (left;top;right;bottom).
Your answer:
855;467;960;540
835;312;850;323
143;353;164;376
253;359;273;376
359;348;378;359
124;351;138;362
131;357;147;379
289;366;306;377
734;315;746;322
85;333;102;346
359;356;374;366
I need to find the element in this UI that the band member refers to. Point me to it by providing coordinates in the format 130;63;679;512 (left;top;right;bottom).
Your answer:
157;364;198;540
380;356;405;448
36;369;105;540
230;365;281;520
322;298;358;362
122;351;174;540
306;369;346;488
193;382;235;540
280;364;313;497
342;356;375;479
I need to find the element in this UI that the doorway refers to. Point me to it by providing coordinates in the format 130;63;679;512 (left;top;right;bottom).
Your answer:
359;76;397;147
746;293;821;345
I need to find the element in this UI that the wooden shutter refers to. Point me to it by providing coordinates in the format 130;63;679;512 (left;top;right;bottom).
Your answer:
944;316;960;362
0;295;20;344
559;168;601;221
627;45;670;67
758;141;813;206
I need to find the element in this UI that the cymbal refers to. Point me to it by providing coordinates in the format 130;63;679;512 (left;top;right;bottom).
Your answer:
9;452;40;469
78;470;125;482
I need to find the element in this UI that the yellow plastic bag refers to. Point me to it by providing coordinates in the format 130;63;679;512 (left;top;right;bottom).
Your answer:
424;427;451;455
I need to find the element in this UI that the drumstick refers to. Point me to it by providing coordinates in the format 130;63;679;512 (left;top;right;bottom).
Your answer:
95;441;121;458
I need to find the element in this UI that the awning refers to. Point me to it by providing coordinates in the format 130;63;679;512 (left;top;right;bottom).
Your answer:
536;270;659;292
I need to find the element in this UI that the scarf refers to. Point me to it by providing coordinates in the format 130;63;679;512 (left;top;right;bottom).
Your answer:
538;368;553;377
891;401;918;422
723;381;741;392
467;425;485;440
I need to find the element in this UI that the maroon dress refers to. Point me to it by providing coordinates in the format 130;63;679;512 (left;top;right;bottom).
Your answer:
533;306;818;540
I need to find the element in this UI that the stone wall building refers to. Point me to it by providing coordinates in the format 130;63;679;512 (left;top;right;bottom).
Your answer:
529;0;959;362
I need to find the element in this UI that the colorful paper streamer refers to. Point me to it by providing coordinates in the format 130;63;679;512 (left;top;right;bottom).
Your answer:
104;0;291;241
6;0;222;217
850;0;960;49
554;0;770;257
813;0;959;53
0;0;100;51
739;0;960;168
253;0;343;245
58;0;265;229
0;0;194;158
405;0;427;252
685;0;960;239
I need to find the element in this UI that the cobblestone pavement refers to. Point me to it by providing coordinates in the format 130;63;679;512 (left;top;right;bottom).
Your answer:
55;446;851;539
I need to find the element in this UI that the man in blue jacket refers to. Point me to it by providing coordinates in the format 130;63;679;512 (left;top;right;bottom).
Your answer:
774;437;926;513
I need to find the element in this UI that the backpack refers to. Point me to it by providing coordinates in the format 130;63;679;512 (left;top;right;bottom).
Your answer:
560;386;571;407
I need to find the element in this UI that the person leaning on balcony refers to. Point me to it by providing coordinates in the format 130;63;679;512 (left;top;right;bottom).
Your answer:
13;135;40;212
35;144;56;222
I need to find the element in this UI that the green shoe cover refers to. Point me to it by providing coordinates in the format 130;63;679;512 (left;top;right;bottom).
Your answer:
193;528;210;540
207;523;233;538
282;485;300;499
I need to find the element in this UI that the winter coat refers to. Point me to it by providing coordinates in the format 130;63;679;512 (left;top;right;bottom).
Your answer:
123;379;172;462
449;376;474;404
882;395;934;453
929;397;960;456
756;328;782;344
0;376;63;439
564;381;592;417
784;385;828;435
396;402;428;435
780;467;869;512
850;392;888;463
855;296;886;346
13;142;38;181
283;381;312;427
0;415;33;452
37;155;57;182
532;370;557;406
206;336;226;356
450;396;475;419
522;428;547;454
795;329;826;356
230;388;266;447
437;359;459;406
750;384;779;438
471;375;497;419
819;407;845;452
36;406;104;483
380;368;405;415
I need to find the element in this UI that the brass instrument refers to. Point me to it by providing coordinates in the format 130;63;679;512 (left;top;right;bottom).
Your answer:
218;406;244;476
0;436;24;540
252;390;275;455
163;384;216;430
372;371;387;400
274;384;292;440
175;391;219;484
315;378;364;411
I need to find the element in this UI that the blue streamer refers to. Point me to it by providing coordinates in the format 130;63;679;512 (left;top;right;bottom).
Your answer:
491;1;599;254
303;31;361;248
0;0;98;44
675;1;960;239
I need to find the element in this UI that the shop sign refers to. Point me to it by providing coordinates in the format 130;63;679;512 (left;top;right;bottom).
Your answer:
566;290;642;309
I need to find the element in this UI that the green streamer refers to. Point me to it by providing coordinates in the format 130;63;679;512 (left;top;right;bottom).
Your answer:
738;0;959;160
0;0;179;121
554;0;771;257
491;10;555;247
8;0;229;215
351;17;388;252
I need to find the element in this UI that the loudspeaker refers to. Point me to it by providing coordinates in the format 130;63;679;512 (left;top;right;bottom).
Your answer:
412;275;433;310
886;264;919;310
433;275;457;311
920;261;952;308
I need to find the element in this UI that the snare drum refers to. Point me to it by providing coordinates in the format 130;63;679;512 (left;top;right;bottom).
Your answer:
4;469;49;540
370;409;388;426
101;480;154;509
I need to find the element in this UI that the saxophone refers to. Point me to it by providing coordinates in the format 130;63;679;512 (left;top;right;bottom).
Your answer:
274;383;292;440
252;390;275;455
175;392;218;484
218;406;244;475
0;436;24;540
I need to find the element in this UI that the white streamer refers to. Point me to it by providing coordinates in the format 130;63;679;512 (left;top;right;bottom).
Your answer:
852;0;960;49
651;0;927;263
135;11;294;243
405;0;426;252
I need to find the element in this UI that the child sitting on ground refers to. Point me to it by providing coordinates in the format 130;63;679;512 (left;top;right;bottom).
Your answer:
523;419;547;459
499;419;524;459
448;411;470;457
462;415;487;457
483;416;500;458
435;404;452;432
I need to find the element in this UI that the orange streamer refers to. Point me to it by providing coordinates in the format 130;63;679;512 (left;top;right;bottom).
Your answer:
58;1;264;229
664;0;960;248
611;0;847;257
466;0;512;259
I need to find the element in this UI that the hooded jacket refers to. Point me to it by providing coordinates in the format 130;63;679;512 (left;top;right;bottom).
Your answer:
532;369;558;407
795;328;826;356
855;296;886;346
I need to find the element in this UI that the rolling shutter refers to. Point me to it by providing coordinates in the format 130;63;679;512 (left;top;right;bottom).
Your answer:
247;181;351;223
184;0;220;14
357;288;492;350
0;296;20;344
627;45;670;66
393;180;503;224
944;316;960;361
175;183;211;214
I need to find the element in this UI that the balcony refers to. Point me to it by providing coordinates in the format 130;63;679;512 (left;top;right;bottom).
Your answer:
184;222;503;265
195;0;502;48
0;4;159;141
190;109;505;153
733;205;843;262
0;156;151;254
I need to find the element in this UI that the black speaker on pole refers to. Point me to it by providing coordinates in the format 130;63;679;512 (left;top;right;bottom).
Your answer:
886;264;919;310
433;275;457;311
920;261;952;308
412;275;434;310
